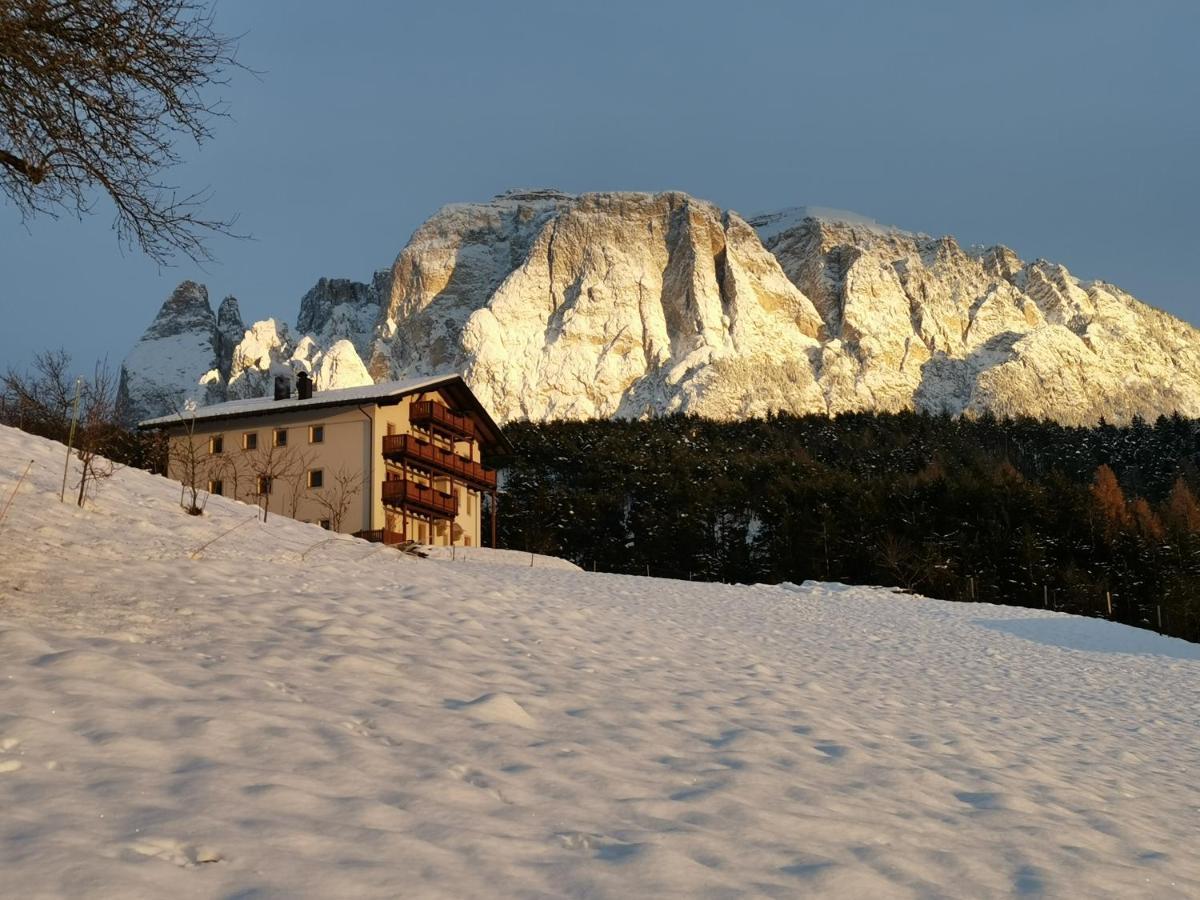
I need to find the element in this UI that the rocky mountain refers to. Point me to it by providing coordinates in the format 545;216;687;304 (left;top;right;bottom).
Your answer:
119;189;1200;425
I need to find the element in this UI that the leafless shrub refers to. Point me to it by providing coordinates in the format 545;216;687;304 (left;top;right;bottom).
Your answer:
1;349;76;439
280;448;318;521
71;360;122;507
312;465;362;532
245;439;303;523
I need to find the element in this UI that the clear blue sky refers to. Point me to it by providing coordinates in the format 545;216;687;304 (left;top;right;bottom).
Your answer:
3;0;1198;372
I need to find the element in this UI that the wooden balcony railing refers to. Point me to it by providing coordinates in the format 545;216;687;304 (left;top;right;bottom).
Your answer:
381;433;497;489
381;478;458;518
354;528;407;545
409;399;476;440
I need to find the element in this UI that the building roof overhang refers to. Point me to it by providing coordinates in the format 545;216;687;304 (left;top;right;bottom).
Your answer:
138;374;513;453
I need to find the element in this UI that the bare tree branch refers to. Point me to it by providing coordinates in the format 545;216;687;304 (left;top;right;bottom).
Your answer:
0;0;247;263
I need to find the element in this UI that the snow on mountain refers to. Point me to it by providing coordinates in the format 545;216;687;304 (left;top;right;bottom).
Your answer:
120;190;1200;425
118;277;381;423
116;281;226;421
746;205;898;241
3;423;1200;896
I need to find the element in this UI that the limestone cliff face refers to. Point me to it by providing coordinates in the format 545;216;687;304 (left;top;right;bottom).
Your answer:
758;214;1200;423
379;190;824;421
120;190;1200;426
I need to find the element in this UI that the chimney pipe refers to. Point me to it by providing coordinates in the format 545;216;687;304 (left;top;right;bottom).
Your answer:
296;371;313;400
273;375;291;401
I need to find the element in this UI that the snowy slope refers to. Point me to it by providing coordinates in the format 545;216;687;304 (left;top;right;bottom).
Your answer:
1;424;1198;898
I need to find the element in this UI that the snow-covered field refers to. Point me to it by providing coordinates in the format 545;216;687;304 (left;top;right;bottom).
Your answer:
1;425;1198;899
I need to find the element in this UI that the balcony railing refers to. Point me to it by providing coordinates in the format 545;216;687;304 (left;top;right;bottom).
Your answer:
381;478;458;518
354;528;408;545
410;399;476;440
381;433;497;489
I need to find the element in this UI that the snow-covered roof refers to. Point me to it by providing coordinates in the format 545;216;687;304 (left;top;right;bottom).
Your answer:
137;374;510;451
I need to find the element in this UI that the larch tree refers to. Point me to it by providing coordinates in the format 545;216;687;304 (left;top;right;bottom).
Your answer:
0;0;243;262
1090;464;1130;540
1164;477;1200;534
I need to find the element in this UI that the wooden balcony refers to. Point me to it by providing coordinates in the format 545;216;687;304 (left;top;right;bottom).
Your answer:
354;528;407;545
381;433;497;489
381;478;458;519
410;399;476;440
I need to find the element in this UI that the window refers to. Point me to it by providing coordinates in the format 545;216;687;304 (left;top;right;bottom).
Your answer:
273;428;288;448
309;425;324;444
208;479;223;496
208;435;223;454
256;475;272;495
307;469;323;489
386;422;396;436
319;519;331;530
242;432;258;450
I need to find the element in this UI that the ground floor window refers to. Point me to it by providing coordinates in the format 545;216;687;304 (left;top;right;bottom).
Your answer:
256;475;271;494
208;479;223;496
308;468;323;489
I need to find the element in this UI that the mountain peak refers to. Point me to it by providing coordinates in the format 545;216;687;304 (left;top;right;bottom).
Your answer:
120;191;1200;427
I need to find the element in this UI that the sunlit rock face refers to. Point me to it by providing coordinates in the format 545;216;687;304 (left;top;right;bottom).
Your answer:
760;213;1200;424
121;191;1200;426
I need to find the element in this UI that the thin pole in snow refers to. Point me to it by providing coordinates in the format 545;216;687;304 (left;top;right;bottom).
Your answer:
0;460;34;532
1157;605;1163;631
645;563;650;577
59;377;82;503
1106;591;1112;617
1043;584;1048;608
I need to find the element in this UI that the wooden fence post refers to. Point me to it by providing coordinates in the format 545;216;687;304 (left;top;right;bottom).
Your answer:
1106;591;1112;617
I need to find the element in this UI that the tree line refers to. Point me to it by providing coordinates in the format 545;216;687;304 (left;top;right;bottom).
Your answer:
490;411;1200;643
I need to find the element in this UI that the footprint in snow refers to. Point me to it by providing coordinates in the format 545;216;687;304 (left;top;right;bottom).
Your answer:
813;741;849;760
555;832;645;862
124;837;222;868
955;791;1002;810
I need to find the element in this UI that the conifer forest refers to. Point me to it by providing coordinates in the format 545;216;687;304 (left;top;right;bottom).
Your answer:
492;412;1200;643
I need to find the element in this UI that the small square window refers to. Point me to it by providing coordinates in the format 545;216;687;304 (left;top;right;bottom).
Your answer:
309;425;324;444
242;432;258;450
208;479;223;496
273;428;288;448
209;435;223;454
307;469;323;489
256;475;272;495
319;519;331;530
